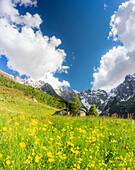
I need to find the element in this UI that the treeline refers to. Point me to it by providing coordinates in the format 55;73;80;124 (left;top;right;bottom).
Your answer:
68;95;98;116
102;96;135;119
0;75;67;109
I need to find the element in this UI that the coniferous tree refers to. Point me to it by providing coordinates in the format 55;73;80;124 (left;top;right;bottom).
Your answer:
68;102;81;116
85;107;89;116
88;104;98;116
73;94;82;108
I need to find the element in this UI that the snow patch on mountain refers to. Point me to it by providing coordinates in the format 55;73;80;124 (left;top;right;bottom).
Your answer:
14;73;135;115
15;75;45;88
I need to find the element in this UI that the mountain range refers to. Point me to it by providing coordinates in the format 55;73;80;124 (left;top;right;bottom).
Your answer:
8;72;135;117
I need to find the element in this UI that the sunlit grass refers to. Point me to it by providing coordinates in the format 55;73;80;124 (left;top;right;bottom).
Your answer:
0;86;135;169
0;111;134;169
0;86;56;115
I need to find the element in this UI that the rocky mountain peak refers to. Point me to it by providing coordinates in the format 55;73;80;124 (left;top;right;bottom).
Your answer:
110;74;135;102
7;70;135;116
40;83;62;99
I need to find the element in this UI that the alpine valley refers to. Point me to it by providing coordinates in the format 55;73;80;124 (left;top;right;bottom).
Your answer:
13;72;135;118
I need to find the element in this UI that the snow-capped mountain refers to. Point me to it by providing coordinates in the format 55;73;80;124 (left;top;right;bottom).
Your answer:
15;75;64;99
56;88;110;113
110;74;135;102
55;89;78;103
78;89;108;110
14;73;135;115
15;75;45;88
55;74;135;115
102;74;135;115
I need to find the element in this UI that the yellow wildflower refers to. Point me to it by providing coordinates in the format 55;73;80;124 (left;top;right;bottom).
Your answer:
48;158;54;163
35;155;41;163
42;146;48;150
57;151;62;156
50;138;54;141
48;121;52;125
47;152;53;158
42;128;46;131
28;155;32;159
15;122;19;126
34;140;38;145
77;165;80;169
23;159;30;164
32;120;38;126
6;160;11;166
62;128;66;132
2;127;7;131
32;149;35;156
19;142;26;148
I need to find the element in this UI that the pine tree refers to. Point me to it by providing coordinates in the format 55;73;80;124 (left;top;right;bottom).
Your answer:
73;94;82;108
68;102;81;116
88;104;98;116
85;107;89;116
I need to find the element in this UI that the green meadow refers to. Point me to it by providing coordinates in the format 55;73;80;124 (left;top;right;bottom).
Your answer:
0;86;135;169
0;86;56;115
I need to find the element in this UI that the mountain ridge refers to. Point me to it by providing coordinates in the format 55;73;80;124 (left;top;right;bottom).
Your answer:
1;69;135;116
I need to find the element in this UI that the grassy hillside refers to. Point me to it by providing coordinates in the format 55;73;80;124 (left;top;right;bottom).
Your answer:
0;86;56;115
0;74;67;109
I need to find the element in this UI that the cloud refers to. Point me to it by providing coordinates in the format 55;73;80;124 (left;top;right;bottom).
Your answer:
0;0;70;89
104;3;108;10
93;66;97;72
14;0;37;7
43;73;70;89
92;0;135;91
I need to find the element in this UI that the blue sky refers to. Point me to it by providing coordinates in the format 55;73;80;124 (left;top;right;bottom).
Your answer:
0;0;133;91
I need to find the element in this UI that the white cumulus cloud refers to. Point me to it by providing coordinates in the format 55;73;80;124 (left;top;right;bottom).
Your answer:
92;0;135;92
0;0;70;89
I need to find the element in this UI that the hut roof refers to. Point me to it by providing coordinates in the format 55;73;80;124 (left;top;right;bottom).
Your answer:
55;109;63;112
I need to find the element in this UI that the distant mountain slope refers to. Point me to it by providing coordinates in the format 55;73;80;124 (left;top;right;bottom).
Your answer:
110;74;135;102
0;69;14;80
1;69;135;117
56;89;77;103
15;75;45;88
55;74;135;117
102;74;135;116
0;73;67;109
40;83;64;99
56;89;108;112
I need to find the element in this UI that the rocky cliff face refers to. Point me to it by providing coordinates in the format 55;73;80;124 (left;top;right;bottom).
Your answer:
56;88;109;112
78;89;108;111
40;83;61;99
102;74;135;115
14;72;135;115
110;74;135;102
56;89;78;103
55;74;135;115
